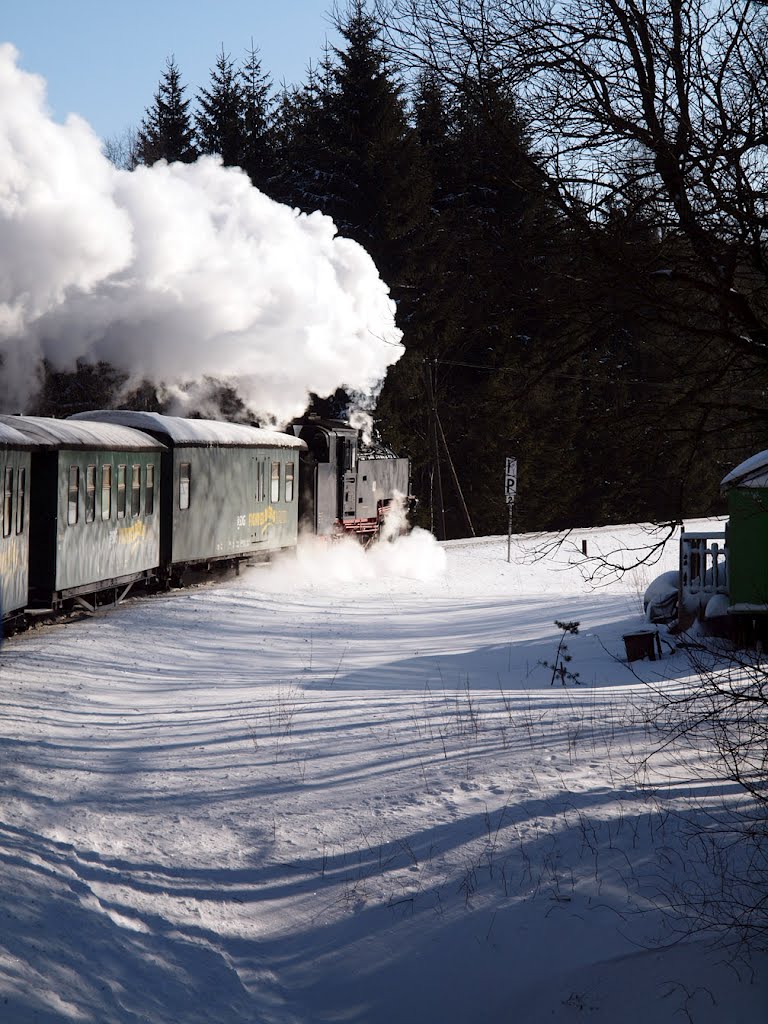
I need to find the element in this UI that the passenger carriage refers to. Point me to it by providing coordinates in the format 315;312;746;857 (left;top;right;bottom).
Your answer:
0;416;163;612
1;407;411;629
0;420;37;623
71;412;306;580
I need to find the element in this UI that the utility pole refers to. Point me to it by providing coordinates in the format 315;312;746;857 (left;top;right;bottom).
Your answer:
424;360;446;541
435;410;475;537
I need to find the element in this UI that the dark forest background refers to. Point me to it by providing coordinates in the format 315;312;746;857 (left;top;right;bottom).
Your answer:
36;0;768;538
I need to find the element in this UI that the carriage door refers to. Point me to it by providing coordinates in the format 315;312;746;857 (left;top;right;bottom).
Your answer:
250;456;265;540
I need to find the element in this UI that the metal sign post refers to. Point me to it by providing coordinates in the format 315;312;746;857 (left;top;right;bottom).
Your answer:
505;457;517;563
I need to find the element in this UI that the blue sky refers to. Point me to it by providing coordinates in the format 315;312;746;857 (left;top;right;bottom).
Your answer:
4;0;341;140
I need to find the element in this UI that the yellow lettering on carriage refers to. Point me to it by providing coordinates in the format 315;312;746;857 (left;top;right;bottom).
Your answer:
249;505;288;534
118;522;146;544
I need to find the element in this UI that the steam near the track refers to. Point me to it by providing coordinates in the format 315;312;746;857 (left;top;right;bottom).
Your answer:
268;524;447;587
0;45;403;420
273;494;447;586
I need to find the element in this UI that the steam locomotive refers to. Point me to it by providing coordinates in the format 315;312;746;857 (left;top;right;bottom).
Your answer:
0;410;412;628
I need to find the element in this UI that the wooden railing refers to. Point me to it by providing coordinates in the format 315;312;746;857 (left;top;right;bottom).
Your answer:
679;531;728;615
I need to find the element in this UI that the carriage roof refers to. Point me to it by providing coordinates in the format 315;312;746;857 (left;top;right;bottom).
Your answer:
70;411;306;449
0;415;163;451
0;420;39;449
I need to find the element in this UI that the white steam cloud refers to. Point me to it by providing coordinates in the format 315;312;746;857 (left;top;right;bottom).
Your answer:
0;44;404;419
266;527;447;587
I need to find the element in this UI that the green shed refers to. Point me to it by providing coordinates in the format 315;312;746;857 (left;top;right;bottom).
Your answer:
721;450;768;612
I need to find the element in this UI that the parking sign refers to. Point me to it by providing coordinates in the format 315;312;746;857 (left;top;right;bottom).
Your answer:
505;457;517;504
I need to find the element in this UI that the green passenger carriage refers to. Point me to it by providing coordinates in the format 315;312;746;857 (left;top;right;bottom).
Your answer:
0;421;36;622
1;407;411;631
71;412;306;578
0;416;163;611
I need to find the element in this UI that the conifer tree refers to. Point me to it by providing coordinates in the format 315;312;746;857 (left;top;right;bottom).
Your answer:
239;43;276;190
374;71;454;531
272;58;337;211
195;48;245;166
136;57;197;165
272;5;432;437
380;67;570;535
323;1;429;279
276;4;428;277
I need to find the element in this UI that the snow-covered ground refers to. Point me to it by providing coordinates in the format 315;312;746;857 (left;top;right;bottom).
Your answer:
1;519;766;1023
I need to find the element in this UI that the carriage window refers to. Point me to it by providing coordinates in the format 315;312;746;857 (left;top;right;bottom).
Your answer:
179;462;191;510
15;467;25;534
145;464;155;515
101;465;112;520
67;466;79;526
271;461;280;502
117;465;127;519
3;467;12;537
285;462;294;502
131;465;141;517
85;465;96;523
255;459;267;503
